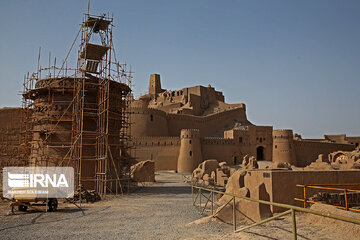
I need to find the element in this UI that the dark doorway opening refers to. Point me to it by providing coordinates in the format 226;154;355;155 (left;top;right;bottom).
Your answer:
257;146;264;160
234;156;237;165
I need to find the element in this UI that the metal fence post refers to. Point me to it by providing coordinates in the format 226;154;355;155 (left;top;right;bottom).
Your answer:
303;186;307;208
344;190;348;210
192;185;194;205
199;188;202;210
233;196;236;231
291;209;297;240
211;191;214;215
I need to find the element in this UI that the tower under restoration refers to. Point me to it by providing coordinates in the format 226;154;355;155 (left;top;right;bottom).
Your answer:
22;12;133;195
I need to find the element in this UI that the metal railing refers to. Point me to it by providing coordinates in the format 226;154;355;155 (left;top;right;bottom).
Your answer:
295;183;360;212
191;185;360;240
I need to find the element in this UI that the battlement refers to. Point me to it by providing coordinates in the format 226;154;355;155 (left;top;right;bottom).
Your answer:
133;137;180;147
202;137;235;145
133;136;180;140
181;129;201;139
273;129;294;139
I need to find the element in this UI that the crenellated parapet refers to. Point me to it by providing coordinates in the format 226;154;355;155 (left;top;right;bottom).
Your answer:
272;129;296;165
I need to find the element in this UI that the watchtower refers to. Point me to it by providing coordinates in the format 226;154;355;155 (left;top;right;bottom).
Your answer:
177;129;202;173
273;129;296;166
149;74;162;95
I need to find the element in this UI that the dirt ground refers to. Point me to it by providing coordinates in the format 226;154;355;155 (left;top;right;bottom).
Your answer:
0;171;357;239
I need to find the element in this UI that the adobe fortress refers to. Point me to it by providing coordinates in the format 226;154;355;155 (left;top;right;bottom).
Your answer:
131;74;358;172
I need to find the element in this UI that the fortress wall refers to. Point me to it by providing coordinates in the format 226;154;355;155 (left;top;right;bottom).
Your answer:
131;107;169;136
201;138;238;164
131;106;248;137
244;170;360;213
0;108;22;130
155;102;182;113
293;140;355;167
0;108;22;146
167;107;248;137
271;170;360;212
0;108;23;167
133;137;180;171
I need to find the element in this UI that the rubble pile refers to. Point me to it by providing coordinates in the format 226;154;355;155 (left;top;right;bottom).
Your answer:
267;161;292;170
192;159;233;186
242;154;258;170
130;160;155;182
72;186;101;203
306;149;360;170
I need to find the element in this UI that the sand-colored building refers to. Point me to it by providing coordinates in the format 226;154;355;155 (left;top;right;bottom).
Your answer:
0;74;357;172
131;74;355;172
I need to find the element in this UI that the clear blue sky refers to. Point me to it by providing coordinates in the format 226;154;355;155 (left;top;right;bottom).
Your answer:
0;0;359;138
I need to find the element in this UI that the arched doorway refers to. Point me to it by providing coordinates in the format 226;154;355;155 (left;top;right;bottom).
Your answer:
256;146;264;160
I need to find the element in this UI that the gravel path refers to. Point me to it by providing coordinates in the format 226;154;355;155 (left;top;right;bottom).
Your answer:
0;171;353;239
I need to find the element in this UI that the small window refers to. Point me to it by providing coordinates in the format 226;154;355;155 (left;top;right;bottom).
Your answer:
150;114;154;121
260;138;262;143
275;145;277;149
189;140;192;144
289;144;292;149
239;137;242;143
189;151;192;156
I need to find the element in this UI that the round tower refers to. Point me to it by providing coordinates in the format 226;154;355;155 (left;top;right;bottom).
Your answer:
272;129;297;166
177;129;202;173
25;75;130;191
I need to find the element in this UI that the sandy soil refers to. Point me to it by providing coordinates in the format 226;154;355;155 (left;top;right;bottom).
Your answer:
0;171;357;239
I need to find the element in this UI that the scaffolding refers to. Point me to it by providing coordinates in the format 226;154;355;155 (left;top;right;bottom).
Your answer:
20;12;133;196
